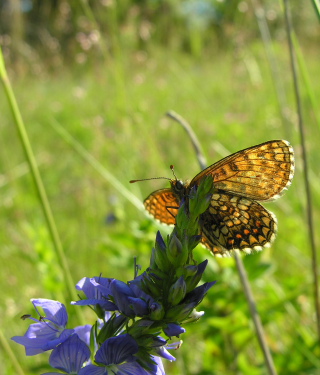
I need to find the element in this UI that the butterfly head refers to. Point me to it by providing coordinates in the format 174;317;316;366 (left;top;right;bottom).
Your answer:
130;164;187;201
169;178;186;199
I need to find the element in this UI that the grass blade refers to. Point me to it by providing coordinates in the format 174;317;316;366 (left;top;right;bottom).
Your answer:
283;0;320;342
310;0;320;20
0;48;81;316
49;118;144;212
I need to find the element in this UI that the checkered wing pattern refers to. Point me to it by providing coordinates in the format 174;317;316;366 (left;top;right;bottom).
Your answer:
140;140;294;256
144;189;179;225
200;192;277;256
190;140;294;201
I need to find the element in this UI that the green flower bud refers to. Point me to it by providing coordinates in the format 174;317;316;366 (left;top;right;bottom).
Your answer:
181;309;205;323
183;265;198;277
149;301;165;320
167;231;188;267
189;176;214;219
154;231;170;271
165;302;196;321
168;276;187;305
154;245;170;272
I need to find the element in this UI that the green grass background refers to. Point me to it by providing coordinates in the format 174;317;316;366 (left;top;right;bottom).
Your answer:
0;1;320;374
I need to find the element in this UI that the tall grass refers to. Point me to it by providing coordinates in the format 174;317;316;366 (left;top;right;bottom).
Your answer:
283;0;320;343
0;1;319;374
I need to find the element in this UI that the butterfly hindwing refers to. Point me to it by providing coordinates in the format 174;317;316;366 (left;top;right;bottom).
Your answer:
199;192;277;256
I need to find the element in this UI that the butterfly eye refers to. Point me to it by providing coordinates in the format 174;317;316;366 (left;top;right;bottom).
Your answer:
175;180;184;190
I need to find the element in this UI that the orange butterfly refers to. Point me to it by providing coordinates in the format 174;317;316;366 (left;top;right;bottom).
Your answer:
131;140;294;256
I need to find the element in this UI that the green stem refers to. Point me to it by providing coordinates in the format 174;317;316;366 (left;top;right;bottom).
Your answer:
0;48;82;322
283;0;320;343
310;0;320;21
0;329;25;375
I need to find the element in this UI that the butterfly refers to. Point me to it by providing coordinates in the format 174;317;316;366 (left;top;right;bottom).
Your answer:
131;140;294;256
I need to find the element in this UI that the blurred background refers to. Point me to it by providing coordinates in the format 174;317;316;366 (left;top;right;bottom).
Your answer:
0;1;319;374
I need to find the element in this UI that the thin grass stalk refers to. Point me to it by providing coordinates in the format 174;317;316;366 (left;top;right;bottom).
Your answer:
79;0;109;60
0;329;25;375
79;0;127;111
310;0;320;20
283;0;320;343
49;118;144;212
166;110;277;375
250;0;290;135
0;48;82;321
166;110;207;170
291;33;320;127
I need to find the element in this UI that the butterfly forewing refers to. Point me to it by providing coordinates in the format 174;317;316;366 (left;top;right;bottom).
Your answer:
189;140;294;201
144;189;179;225
200;192;277;256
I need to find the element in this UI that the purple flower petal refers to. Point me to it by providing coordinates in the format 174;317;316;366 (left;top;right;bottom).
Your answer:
78;365;107;375
127;297;149;316
110;280;136;317
95;334;138;365
115;361;158;375
71;298;117;311
32;299;68;327
183;281;216;305
154;345;176;362
74;324;92;346
12;299;74;355
152;356;166;375
163;323;186;337
72;277;116;310
75;277;114;299
49;334;90;372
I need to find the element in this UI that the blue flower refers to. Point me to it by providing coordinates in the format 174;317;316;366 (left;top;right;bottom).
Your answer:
163;323;186;337
183;281;216;305
72;277;117;311
74;324;92;347
153;342;177;362
41;334;91;375
78;334;157;375
151;355;166;375
11;299;74;355
128;273;155;304
110;279;152;318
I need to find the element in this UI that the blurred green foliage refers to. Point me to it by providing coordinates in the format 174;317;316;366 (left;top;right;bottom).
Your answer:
0;1;320;374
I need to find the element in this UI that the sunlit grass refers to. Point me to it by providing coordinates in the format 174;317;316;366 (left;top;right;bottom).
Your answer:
1;37;319;373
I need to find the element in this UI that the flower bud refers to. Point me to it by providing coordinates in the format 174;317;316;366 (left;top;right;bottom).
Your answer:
155;231;166;252
149;302;165;320
183;265;198;277
182;309;205;323
165;302;196;321
152;231;170;271
185;259;208;292
168;276;187;305
167;232;188;267
189;176;214;219
154;245;170;272
164;323;186;337
128;297;149;317
184;281;216;305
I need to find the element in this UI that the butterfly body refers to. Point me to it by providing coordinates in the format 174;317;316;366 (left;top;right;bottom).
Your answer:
142;140;294;256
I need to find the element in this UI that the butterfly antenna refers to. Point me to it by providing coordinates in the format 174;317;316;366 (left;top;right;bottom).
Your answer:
130;176;171;183
130;165;177;183
170;165;178;181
